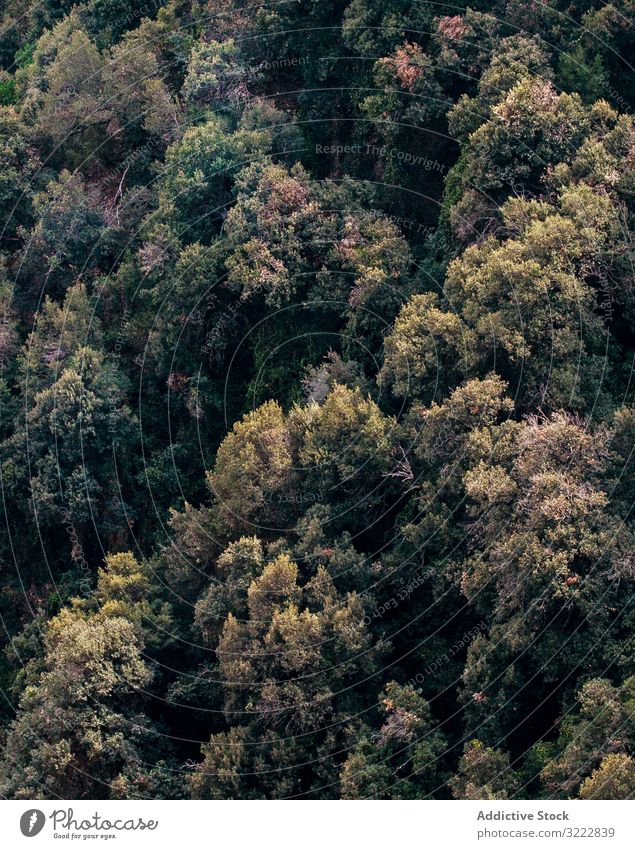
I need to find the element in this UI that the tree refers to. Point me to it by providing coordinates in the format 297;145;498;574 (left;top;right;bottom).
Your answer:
190;542;381;797
194;535;264;647
444;78;626;244
19;170;114;302
104;34;180;151
579;754;635;800
2;345;137;578
443;186;622;411
0;610;154;798
381;292;476;402
225;161;411;313
450;740;519;800
156;114;271;243
94;551;175;651
208;400;298;531
340;683;447;799
0;105;38;244
298;383;398;529
19;19;109;165
542;677;635;799
17;282;102;395
183;39;256;115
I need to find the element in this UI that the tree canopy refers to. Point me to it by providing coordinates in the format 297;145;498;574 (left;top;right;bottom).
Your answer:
0;0;634;801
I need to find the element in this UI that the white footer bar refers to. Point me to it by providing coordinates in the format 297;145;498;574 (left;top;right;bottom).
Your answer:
0;800;631;848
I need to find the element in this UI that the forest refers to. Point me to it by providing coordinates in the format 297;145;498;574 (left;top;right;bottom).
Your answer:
0;0;634;800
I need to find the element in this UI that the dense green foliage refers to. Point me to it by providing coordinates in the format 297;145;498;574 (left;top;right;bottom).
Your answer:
0;0;634;800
